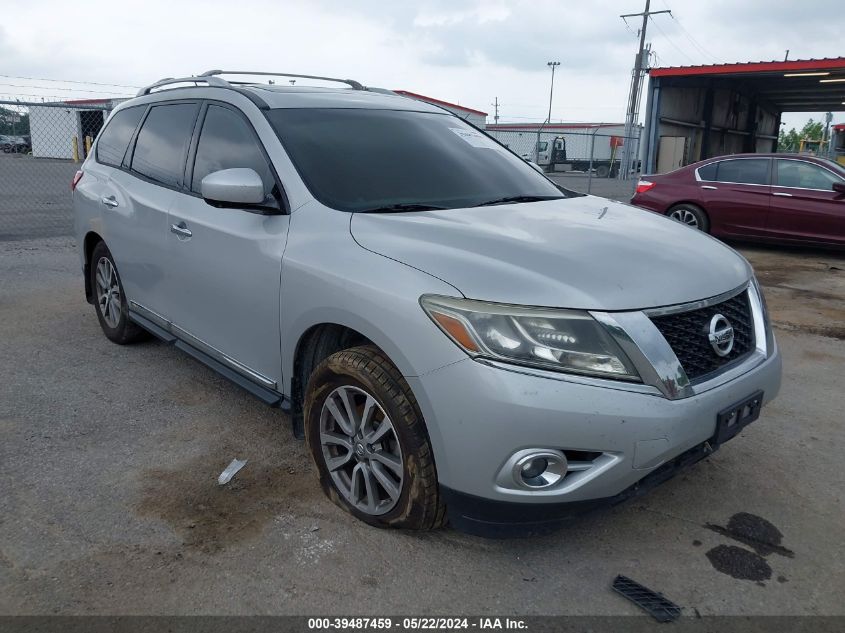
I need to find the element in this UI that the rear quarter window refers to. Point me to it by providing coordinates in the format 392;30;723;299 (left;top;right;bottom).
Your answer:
697;162;717;181
95;106;145;167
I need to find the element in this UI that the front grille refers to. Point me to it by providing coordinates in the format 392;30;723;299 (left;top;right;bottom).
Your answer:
650;290;755;382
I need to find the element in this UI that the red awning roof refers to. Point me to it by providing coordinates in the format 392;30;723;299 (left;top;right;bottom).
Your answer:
650;57;845;78
393;90;488;117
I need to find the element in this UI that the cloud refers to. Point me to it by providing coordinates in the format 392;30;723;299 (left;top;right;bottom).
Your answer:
0;0;841;126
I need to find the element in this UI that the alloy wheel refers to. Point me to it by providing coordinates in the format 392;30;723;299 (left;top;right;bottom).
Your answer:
669;208;700;229
95;256;121;328
319;385;404;516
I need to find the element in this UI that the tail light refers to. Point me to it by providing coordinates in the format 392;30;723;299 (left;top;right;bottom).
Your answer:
71;170;84;192
635;179;655;194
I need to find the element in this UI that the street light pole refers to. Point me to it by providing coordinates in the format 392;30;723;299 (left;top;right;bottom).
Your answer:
546;61;560;123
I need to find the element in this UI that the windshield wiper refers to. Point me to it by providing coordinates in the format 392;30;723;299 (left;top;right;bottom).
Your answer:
358;203;449;213
472;195;562;207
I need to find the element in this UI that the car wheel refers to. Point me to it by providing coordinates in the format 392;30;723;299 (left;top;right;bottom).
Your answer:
668;204;710;232
305;345;446;530
596;164;610;178
90;242;148;344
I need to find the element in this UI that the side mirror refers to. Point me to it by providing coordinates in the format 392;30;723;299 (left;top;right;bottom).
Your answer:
201;168;266;206
833;182;845;195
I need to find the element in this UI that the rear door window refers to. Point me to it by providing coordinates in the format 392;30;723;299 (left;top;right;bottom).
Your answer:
190;105;274;197
130;103;198;187
96;106;145;167
715;159;770;185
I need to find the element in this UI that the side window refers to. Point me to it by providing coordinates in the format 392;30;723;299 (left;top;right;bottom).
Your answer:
130;103;197;187
191;105;274;198
776;160;841;190
716;159;770;185
697;162;717;181
537;141;548;151
95;106;144;167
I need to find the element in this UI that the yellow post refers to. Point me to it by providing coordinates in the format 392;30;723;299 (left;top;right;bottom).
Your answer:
72;136;80;163
85;136;92;156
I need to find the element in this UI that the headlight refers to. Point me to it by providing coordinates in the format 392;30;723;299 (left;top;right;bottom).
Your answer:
749;275;775;356
420;295;640;381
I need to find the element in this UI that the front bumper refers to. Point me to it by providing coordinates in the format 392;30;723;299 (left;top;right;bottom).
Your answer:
408;342;781;537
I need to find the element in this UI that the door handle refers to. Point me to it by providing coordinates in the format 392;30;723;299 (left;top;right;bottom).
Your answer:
701;185;718;190
100;195;119;208
170;222;193;239
772;192;793;197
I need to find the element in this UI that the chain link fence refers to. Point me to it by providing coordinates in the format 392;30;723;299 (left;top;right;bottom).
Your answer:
487;128;643;202
1;100;643;242
0;100;113;241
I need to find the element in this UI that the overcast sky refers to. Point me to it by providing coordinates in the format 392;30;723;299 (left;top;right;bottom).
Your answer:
1;0;842;129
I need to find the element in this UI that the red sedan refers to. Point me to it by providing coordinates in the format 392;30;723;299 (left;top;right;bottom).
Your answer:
631;153;845;248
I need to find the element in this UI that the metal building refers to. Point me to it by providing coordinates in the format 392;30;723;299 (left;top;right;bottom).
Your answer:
642;57;845;173
29;98;124;159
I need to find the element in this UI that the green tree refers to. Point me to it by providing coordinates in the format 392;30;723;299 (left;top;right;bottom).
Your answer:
0;106;31;137
778;118;825;152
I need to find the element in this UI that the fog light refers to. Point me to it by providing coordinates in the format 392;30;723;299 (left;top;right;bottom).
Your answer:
521;457;548;480
513;451;567;489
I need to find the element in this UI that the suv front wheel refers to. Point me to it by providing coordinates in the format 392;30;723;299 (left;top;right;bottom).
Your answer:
304;345;446;530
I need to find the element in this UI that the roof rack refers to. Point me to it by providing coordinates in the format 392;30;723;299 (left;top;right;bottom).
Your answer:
136;70;366;98
136;76;231;97
200;70;364;91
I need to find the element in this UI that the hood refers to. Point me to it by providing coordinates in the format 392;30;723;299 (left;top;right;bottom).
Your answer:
350;196;751;311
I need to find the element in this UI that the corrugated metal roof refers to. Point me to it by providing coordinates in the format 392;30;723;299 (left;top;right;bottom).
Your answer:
650;57;845;77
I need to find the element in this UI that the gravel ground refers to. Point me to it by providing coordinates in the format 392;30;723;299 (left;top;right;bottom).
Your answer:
0;237;843;616
0;154;79;241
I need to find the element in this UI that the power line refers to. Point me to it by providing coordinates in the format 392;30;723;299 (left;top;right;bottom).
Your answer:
669;15;720;63
0;74;141;89
656;0;720;63
649;15;698;65
0;93;65;100
0;83;134;96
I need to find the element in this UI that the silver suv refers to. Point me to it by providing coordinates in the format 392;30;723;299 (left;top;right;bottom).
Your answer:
73;71;781;536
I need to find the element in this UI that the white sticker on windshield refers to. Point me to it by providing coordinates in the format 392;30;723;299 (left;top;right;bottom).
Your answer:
449;127;506;151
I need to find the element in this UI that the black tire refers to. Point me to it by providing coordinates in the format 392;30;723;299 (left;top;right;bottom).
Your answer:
89;241;148;344
304;345;446;530
667;203;710;233
595;164;610;178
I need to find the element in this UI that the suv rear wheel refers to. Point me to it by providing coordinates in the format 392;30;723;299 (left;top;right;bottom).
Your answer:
304;345;445;530
668;203;709;232
90;242;148;344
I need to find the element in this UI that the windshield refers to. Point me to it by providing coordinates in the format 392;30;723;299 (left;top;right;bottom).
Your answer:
266;108;565;212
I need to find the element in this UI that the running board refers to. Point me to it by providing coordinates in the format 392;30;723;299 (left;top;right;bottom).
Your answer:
129;311;289;410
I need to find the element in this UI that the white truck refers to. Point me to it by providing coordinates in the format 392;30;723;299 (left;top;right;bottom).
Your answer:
487;126;635;178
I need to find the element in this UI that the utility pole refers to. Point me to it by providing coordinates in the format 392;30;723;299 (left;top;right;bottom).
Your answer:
619;0;670;179
546;61;560;123
492;97;499;124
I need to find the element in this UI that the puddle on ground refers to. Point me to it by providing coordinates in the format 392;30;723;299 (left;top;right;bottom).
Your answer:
706;512;794;558
703;512;793;583
705;545;772;581
136;452;319;553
